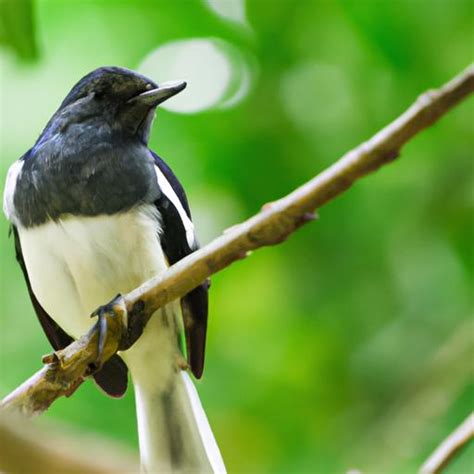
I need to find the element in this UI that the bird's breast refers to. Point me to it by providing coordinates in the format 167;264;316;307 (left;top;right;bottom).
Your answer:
18;204;167;338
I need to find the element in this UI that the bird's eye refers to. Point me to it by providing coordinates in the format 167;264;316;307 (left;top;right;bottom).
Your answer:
94;91;105;101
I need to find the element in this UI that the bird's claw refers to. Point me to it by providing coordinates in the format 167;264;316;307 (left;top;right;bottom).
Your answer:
90;294;127;372
91;306;108;369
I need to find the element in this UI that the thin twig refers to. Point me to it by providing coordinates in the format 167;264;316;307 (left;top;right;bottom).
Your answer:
420;413;474;474
1;65;473;417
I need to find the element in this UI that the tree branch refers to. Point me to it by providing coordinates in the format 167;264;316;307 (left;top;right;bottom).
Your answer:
420;413;474;474
1;65;473;417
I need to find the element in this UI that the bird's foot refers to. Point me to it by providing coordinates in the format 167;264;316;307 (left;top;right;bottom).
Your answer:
89;294;128;372
119;299;149;351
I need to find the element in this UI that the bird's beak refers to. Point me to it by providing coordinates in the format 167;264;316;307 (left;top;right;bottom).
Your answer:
128;80;187;107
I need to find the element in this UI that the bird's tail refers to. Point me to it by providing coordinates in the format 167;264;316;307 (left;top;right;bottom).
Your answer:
132;370;226;474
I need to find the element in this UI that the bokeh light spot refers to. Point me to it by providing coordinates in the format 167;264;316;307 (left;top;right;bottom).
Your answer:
205;0;247;26
138;38;253;113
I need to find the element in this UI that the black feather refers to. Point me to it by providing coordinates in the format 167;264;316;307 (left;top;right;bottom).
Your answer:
152;151;209;378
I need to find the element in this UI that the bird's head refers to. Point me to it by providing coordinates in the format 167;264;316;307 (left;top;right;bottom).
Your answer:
50;66;186;144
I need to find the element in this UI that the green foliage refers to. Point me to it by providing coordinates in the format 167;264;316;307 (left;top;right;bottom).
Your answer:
0;1;472;472
0;0;38;61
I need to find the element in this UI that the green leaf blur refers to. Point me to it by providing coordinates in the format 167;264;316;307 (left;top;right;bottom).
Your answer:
0;1;472;472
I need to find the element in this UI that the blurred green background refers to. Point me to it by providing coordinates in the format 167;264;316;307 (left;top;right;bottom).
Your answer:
0;0;473;472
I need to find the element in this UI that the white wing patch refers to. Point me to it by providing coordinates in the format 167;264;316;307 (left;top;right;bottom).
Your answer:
3;160;24;223
154;164;196;248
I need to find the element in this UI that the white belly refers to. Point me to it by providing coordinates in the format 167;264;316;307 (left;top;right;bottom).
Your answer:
18;204;180;389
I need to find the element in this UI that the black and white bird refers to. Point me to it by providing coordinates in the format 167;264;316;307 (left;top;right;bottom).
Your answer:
3;66;225;473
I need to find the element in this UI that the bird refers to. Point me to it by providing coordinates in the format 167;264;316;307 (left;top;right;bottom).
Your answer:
3;66;226;473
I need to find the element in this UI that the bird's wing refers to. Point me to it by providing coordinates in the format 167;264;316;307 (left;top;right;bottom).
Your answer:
12;226;128;397
151;151;208;379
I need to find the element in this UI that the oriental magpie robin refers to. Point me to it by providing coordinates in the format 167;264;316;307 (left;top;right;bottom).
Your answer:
3;66;225;473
